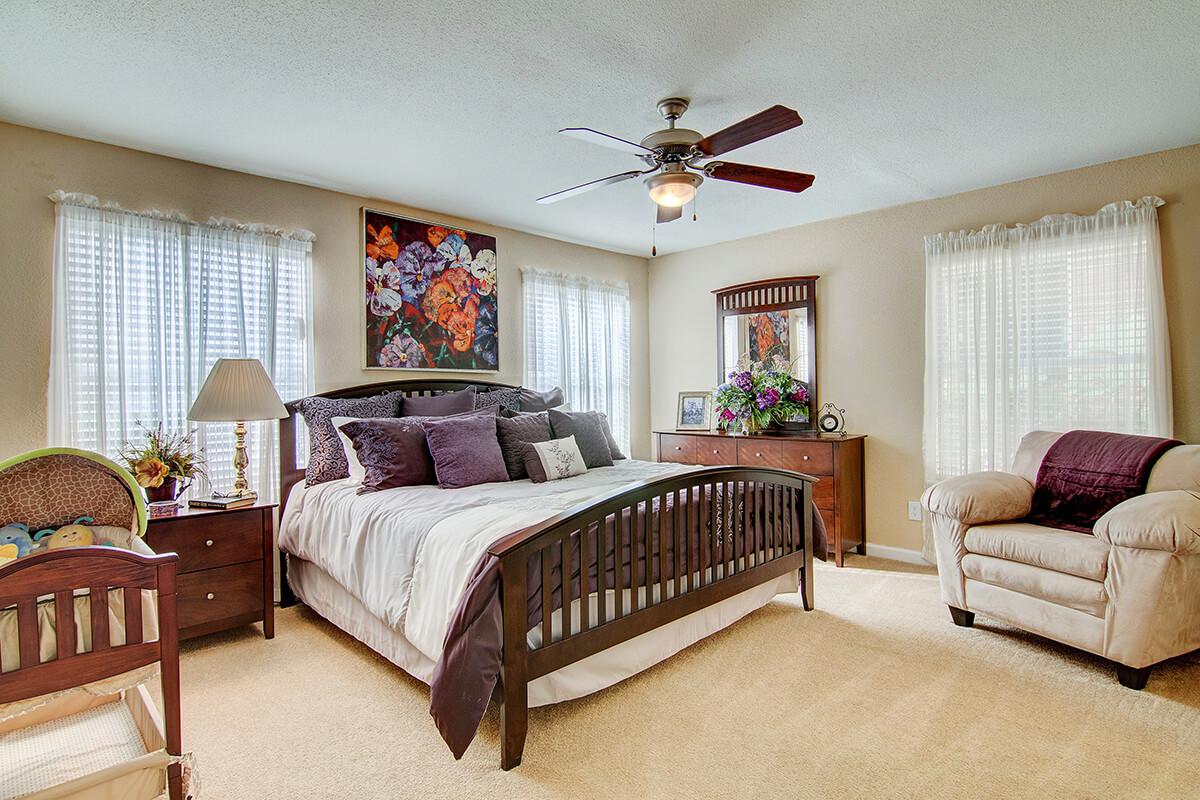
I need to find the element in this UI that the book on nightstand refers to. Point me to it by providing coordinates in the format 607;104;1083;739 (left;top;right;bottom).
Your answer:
188;494;258;510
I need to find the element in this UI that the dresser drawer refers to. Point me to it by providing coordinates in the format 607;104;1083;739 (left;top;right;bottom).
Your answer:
147;510;263;573
694;437;738;465
779;441;834;474
736;439;785;468
658;434;696;464
177;561;264;635
810;476;834;509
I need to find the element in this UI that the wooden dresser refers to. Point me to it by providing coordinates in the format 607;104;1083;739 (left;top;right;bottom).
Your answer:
655;431;866;566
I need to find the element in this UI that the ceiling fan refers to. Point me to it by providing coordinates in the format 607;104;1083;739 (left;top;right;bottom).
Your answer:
536;97;815;226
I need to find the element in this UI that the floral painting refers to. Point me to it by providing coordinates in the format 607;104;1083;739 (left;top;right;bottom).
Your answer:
363;209;498;370
746;311;790;365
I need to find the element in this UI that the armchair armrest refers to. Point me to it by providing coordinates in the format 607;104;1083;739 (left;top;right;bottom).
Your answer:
922;472;1033;526
1094;490;1200;554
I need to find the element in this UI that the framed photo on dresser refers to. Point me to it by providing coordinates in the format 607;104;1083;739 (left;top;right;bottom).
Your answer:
676;391;712;430
362;207;499;372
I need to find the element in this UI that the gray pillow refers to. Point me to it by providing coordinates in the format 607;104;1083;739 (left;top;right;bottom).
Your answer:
598;412;626;460
422;412;509;488
548;408;614;468
295;392;401;485
518;386;566;412
400;386;476;417
474;387;522;413
496;411;552;480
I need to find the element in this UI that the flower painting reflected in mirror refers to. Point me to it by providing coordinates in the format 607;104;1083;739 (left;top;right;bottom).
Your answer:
363;208;499;371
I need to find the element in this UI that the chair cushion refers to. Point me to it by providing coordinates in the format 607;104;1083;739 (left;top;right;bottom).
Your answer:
962;554;1107;617
964;522;1109;581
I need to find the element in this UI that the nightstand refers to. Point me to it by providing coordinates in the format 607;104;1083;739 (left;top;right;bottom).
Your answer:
145;502;275;640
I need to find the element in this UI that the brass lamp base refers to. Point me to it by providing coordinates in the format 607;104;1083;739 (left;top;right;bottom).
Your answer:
216;419;257;499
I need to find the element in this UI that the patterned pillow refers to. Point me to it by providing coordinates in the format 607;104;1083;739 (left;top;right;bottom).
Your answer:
474;387;522;413
523;436;588;483
338;417;435;492
548;408;614;468
295;392;401;485
496;411;552;479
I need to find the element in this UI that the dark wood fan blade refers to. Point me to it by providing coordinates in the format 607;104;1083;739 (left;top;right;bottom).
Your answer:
705;162;814;193
694;106;803;157
656;203;683;224
560;127;656;156
536;170;647;204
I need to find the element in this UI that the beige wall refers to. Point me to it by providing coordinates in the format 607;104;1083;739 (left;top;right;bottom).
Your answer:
0;122;653;458
650;144;1200;554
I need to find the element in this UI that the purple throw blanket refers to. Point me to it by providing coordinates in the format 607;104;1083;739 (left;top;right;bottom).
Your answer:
428;488;827;758
1027;430;1180;534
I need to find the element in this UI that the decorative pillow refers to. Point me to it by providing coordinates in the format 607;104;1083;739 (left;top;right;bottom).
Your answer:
496;411;552;480
400;386;476;417
331;416;367;484
474;387;523;413
338;418;435;493
598;412;627;460
548;408;614;468
523;436;588;483
421;412;509;489
518;386;566;412
295;392;401;485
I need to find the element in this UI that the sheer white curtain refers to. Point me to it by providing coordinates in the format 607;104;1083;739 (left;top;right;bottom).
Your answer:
48;192;314;501
922;196;1170;557
522;268;631;452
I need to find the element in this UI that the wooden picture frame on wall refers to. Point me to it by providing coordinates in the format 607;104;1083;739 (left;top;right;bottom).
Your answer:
361;207;499;372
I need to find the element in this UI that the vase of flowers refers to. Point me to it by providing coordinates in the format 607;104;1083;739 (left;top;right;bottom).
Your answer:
713;355;810;435
119;423;206;503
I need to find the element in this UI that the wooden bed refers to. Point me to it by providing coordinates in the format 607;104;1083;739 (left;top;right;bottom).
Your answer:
278;379;816;769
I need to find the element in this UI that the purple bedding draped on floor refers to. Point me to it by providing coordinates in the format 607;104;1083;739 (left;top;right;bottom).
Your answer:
1027;430;1181;534
429;486;826;758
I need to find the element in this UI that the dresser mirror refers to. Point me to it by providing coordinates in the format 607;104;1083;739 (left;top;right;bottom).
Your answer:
714;276;818;428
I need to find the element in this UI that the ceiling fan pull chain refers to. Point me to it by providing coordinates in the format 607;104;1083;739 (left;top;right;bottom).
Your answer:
693;194;698;222
651;218;657;257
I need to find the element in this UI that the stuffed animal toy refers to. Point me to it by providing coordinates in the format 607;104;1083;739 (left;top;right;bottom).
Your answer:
33;517;96;550
0;523;35;557
0;543;18;566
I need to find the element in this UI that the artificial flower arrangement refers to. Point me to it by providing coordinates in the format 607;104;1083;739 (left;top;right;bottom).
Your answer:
118;423;206;501
713;354;810;435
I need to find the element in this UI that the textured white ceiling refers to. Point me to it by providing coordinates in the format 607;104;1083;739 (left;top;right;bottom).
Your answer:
3;1;1199;256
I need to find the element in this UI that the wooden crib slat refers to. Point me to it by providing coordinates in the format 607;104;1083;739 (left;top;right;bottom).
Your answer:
541;547;553;647
17;599;39;669
54;591;75;660
89;587;110;652
124;587;143;645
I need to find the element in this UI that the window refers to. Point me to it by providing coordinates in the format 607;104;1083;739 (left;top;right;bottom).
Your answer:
522;268;631;452
48;192;314;500
923;196;1171;486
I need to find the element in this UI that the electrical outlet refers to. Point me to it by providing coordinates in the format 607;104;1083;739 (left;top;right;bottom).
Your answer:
907;501;923;522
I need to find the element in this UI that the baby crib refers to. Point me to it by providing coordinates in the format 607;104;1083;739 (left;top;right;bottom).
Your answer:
0;448;188;799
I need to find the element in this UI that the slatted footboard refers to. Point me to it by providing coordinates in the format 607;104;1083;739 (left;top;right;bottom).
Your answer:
487;466;816;769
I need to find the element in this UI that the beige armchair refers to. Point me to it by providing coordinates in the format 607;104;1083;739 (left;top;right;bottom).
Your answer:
923;431;1200;689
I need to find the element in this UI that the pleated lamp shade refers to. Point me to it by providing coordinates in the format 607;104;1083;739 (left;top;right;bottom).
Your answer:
188;358;287;421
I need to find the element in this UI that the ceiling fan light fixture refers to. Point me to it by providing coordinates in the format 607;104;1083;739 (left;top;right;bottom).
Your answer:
645;171;702;208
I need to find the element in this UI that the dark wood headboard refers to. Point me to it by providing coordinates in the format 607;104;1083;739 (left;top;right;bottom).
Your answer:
278;378;518;517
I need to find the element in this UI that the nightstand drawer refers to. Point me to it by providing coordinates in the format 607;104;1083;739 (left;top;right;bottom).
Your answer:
147;511;262;572
177;561;264;636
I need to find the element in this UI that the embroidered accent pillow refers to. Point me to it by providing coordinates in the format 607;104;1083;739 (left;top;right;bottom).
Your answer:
523;436;588;483
338;417;436;492
295;392;401;485
399;386;477;417
547;408;614;468
474;387;522;413
496;411;552;480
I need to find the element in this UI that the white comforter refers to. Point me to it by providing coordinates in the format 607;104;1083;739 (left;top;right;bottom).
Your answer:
280;460;694;662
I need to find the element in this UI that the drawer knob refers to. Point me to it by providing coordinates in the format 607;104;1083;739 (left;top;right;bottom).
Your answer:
712;449;719;454
675;446;682;451
205;539;214;547
755;452;762;457
206;592;215;600
803;455;810;461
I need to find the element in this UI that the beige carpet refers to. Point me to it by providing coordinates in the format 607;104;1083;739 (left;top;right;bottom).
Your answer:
178;556;1200;799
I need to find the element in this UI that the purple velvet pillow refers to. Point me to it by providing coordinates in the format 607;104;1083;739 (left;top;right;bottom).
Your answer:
339;418;435;493
400;386;477;417
421;412;510;488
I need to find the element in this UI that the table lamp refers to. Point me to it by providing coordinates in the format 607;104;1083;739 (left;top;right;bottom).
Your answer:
188;358;287;500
